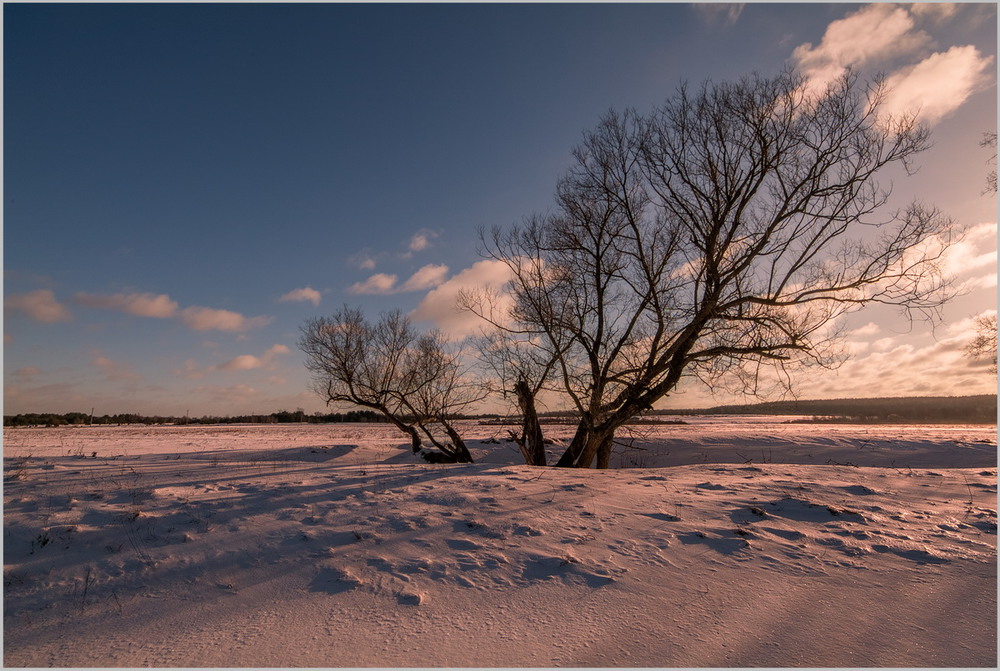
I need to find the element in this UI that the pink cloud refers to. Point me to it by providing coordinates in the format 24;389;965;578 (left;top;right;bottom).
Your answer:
213;344;291;373
179;306;273;332
401;264;449;292
279;287;322;306
881;46;994;125
411;260;513;339
348;273;398;295
5;289;72;323
74;291;178;318
408;229;440;252
792;4;928;94
92;354;142;382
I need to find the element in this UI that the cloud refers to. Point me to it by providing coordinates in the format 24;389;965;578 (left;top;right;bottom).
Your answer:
174;359;206;380
408;229;441;253
71;288;275;334
791;4;994;126
939;222;999;292
179;306;273;332
179;344;291;378
348;273;398;295
880;46;994;125
352;252;377;270
849;322;881;338
693;3;744;27
792;4;929;94
5;289;72;323
279;287;322;306
216;344;291;372
908;3;959;22
92;354;142;382
411;260;513;340
401;264;449;292
217;354;264;371
191;384;260;405
347;265;450;295
74;291;178;318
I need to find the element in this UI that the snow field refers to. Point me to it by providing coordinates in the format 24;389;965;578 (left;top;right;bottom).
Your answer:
3;421;996;667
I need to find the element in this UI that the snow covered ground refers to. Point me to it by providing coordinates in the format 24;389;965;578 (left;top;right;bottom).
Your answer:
3;419;996;667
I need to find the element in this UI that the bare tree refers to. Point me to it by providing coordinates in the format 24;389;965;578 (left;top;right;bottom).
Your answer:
966;313;997;373
299;307;479;463
473;70;955;468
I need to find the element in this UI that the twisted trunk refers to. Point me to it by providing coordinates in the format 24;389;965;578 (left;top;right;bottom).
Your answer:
514;380;547;466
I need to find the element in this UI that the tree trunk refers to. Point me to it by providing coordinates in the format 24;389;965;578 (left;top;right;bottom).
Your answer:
443;422;475;464
595;432;616;469
376;407;422;453
514;380;546;466
573;428;613;469
556;421;589;467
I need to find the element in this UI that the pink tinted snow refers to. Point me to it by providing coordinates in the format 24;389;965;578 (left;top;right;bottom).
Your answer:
3;419;996;667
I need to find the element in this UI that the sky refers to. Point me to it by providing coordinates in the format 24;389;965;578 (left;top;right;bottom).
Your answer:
4;2;997;417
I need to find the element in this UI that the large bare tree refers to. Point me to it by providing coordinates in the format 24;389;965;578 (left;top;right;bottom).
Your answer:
299;307;480;463
471;71;955;468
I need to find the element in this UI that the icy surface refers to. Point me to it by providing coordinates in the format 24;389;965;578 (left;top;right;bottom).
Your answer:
3;420;996;667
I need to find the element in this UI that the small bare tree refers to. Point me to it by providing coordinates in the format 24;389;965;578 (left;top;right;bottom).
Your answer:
299;307;479;463
471;70;955;468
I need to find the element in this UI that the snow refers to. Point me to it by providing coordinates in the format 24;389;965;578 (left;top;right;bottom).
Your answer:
4;419;997;667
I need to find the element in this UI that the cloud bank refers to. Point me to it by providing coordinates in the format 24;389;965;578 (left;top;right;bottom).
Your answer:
16;288;274;333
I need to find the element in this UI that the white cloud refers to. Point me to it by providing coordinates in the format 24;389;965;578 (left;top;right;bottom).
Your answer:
411;260;513;340
5;289;72;323
347;273;398;295
279;287;322;306
179;306;273;332
881;46;994;125
401;264;449;292
74;291;178;318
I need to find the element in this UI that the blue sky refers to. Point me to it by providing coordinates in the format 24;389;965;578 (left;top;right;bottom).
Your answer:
4;3;997;417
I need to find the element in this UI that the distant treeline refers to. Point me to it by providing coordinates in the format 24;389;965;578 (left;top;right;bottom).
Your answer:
654;395;997;424
3;409;391;427
6;395;995;427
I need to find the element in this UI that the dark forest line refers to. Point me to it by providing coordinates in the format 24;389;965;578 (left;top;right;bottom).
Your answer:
7;395;995;428
2;409;390;427
652;394;997;424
